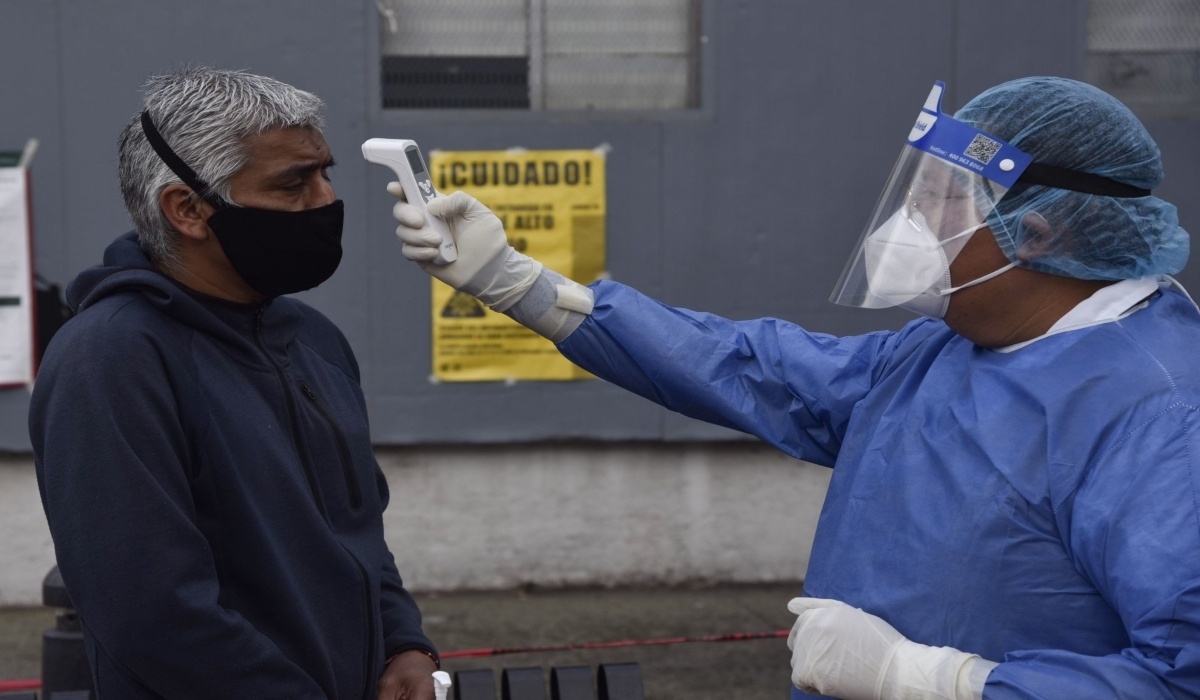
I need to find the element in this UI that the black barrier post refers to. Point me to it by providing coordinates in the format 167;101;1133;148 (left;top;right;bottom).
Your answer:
597;664;644;700
501;667;546;700
454;668;497;700
550;666;594;700
42;566;94;698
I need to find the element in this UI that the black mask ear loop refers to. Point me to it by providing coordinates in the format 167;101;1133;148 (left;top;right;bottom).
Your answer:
139;110;228;211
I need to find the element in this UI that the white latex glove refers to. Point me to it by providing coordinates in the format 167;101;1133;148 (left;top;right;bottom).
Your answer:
787;598;997;700
389;184;594;342
389;184;541;312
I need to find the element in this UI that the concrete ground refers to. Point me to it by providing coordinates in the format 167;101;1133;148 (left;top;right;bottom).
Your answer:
0;606;50;682
0;584;800;699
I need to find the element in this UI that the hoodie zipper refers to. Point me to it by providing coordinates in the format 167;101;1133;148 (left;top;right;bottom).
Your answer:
253;308;376;698
253;308;327;517
298;380;363;510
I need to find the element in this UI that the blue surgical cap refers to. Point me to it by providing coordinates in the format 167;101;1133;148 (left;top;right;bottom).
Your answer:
954;77;1189;280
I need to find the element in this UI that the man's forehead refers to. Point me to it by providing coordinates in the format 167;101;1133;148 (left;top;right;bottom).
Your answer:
244;126;330;163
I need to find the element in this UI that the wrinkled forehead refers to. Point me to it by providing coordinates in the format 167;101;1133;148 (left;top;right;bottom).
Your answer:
230;126;333;186
241;125;329;162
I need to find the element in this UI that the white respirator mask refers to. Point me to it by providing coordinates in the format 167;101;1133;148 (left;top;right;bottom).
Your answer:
862;208;1015;318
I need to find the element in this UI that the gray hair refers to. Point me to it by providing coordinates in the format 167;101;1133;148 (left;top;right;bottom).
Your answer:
117;67;325;272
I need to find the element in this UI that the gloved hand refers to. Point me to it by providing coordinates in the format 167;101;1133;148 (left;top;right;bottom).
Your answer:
389;184;541;312
389;184;595;342
787;598;997;700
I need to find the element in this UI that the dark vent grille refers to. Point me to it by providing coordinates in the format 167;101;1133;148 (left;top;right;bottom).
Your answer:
382;56;529;109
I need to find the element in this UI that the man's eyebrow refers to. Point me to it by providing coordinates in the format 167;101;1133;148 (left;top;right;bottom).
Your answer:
269;156;337;183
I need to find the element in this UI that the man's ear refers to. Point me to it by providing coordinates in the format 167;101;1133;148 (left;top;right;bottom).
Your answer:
1015;211;1058;264
160;185;214;242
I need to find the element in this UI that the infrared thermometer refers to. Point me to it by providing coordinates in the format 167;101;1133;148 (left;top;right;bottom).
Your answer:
361;138;458;265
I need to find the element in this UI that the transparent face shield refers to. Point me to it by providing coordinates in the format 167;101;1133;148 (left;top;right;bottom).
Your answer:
829;82;1033;318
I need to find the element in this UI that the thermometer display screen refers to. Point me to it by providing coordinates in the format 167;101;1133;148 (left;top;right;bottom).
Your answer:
405;146;428;177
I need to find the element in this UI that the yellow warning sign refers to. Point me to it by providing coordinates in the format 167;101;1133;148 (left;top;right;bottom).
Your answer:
430;149;606;381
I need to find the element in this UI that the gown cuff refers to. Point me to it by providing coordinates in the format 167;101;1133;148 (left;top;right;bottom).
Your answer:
505;268;594;343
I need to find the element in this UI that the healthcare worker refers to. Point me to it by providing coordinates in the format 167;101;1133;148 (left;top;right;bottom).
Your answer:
390;77;1199;699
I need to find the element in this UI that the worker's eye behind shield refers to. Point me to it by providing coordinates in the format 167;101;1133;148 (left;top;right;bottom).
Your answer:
905;165;986;249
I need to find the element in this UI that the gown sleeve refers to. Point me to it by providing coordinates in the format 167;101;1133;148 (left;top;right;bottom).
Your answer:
982;405;1200;699
556;281;907;466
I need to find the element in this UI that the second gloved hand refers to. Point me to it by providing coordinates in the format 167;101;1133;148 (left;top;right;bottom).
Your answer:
390;185;542;312
787;598;996;700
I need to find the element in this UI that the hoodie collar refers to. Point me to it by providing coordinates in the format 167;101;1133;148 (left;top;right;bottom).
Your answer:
68;232;303;367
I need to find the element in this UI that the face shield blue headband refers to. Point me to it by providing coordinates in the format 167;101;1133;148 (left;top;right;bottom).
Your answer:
829;81;1150;319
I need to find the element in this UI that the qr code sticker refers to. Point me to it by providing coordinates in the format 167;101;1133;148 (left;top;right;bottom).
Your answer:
963;134;1002;164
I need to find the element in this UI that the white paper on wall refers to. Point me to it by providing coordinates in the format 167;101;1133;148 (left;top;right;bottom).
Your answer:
0;164;34;386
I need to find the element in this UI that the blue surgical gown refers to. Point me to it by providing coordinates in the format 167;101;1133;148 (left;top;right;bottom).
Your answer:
557;281;1200;699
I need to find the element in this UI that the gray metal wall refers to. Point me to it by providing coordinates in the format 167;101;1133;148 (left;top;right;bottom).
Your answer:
1;0;1196;450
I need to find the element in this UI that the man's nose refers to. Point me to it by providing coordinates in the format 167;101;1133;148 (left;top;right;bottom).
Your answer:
310;176;337;208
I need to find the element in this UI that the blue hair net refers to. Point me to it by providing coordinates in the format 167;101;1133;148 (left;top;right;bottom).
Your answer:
954;77;1189;280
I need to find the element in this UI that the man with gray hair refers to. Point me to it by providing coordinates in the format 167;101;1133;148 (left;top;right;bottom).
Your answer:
29;67;439;699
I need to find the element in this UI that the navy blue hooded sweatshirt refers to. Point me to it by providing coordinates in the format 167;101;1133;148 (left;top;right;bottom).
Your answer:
29;232;435;699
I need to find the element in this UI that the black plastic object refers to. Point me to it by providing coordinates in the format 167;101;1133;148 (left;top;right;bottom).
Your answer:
597;664;644;700
501;667;546;700
455;668;497;700
1;694;37;700
550;666;594;700
34;275;74;368
42;565;72;609
42;566;95;698
49;692;92;700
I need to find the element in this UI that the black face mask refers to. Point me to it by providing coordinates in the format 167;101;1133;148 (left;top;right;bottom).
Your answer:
140;110;344;298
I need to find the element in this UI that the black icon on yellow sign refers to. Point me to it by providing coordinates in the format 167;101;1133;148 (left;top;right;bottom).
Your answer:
441;291;486;318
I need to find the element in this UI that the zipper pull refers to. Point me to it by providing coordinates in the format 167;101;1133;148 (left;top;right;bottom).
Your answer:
299;382;317;402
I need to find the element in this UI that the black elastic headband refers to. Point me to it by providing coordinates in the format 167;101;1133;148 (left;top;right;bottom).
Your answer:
139;110;226;209
1017;161;1151;199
